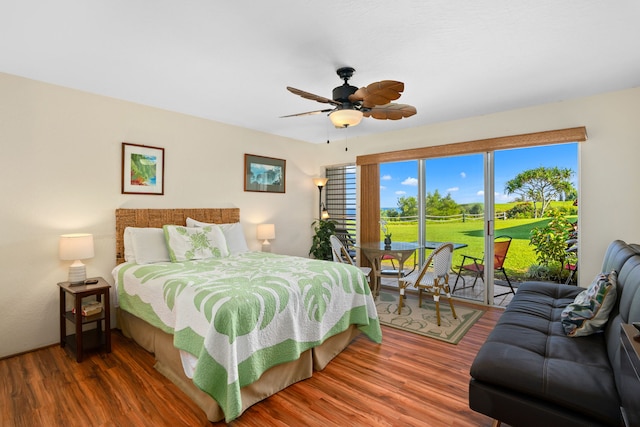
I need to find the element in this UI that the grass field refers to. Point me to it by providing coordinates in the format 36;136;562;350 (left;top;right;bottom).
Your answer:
381;214;577;281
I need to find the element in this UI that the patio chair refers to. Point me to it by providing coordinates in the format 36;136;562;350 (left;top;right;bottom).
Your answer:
333;228;357;259
380;253;417;277
452;235;515;297
329;235;372;288
399;242;457;325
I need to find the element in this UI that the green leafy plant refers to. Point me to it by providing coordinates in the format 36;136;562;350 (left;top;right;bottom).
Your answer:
309;219;337;260
526;264;552;280
529;209;573;280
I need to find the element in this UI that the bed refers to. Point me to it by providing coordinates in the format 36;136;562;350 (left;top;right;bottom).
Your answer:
112;208;382;422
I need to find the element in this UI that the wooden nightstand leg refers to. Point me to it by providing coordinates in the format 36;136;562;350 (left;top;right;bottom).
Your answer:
74;295;83;363
103;290;111;353
59;287;66;348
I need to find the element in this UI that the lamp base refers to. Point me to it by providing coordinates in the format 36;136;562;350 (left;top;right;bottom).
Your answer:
68;261;87;285
261;242;272;253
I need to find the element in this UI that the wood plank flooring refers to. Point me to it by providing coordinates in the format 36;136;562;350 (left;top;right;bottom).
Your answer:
1;303;502;427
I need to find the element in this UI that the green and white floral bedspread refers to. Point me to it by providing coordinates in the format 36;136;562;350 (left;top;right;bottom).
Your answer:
113;252;382;422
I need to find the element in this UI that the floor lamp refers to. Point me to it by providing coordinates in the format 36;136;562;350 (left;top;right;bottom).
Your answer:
312;177;329;220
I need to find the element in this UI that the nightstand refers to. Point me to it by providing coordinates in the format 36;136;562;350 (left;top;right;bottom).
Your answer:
58;277;111;362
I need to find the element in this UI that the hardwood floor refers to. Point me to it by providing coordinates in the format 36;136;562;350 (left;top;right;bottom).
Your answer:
1;304;502;427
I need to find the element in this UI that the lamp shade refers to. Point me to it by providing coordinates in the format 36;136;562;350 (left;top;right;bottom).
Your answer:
59;233;94;284
312;177;329;188
321;205;330;219
59;234;95;260
256;224;276;241
329;109;363;128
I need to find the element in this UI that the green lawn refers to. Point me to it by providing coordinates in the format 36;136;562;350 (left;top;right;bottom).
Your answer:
381;216;577;280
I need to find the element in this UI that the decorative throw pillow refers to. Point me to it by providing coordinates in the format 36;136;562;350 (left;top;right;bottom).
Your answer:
163;225;229;262
561;270;617;337
186;217;250;255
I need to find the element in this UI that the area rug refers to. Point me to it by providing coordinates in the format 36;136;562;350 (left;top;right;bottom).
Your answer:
375;290;485;344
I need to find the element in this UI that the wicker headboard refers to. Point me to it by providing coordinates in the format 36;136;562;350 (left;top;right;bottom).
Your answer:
115;208;240;265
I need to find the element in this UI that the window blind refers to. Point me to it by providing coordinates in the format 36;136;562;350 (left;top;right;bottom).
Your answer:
325;164;357;238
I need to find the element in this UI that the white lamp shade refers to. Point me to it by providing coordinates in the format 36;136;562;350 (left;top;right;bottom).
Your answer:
256;224;276;241
59;233;94;284
312;177;329;187
329;109;363;128
59;234;95;260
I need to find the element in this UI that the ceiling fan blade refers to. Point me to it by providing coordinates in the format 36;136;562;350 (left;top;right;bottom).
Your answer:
363;103;417;120
287;87;340;106
349;80;405;108
280;108;334;118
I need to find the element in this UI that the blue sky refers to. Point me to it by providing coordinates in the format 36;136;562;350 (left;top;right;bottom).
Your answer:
379;143;578;208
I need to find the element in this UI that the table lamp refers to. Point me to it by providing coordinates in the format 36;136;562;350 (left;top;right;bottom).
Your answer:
59;233;95;284
257;224;275;252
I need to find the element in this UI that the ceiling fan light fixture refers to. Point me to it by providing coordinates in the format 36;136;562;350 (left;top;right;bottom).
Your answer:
329;108;363;128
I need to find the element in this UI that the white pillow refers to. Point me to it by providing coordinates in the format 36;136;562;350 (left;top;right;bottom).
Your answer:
124;227;171;264
186;217;249;255
163;224;229;261
123;227;136;262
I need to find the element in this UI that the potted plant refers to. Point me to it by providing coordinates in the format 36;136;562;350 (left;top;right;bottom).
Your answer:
309;219;337;260
380;220;392;248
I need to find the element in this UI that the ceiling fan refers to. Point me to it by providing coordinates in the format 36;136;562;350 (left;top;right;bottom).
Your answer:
282;67;417;128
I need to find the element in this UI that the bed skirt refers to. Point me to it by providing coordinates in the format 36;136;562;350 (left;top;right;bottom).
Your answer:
116;308;360;422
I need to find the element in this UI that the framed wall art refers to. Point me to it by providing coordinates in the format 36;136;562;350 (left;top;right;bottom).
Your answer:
121;142;165;195
244;154;286;193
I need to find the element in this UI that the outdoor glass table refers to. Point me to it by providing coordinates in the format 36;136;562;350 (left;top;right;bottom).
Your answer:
357;242;420;298
425;241;468;251
357;241;469;299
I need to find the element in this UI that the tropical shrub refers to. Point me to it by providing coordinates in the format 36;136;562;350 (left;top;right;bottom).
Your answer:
527;264;552;280
529;210;573;280
506;202;534;219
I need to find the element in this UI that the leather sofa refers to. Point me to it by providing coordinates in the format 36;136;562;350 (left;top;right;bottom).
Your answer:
469;240;640;426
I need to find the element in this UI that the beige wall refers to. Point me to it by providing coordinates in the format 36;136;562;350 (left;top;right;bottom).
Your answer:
0;73;324;357
2;71;639;358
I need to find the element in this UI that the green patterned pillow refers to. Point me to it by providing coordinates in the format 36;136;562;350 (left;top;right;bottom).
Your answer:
163;225;229;262
561;270;617;337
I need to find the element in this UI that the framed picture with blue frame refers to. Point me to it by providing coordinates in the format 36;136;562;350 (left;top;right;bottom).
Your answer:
244;154;286;193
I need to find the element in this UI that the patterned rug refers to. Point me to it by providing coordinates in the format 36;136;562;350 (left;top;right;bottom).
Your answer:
375;290;485;344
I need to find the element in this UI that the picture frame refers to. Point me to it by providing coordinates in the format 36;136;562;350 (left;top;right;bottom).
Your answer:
121;142;165;195
244;154;286;193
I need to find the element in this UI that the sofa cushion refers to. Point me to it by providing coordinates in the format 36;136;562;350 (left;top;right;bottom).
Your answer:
561;271;617;337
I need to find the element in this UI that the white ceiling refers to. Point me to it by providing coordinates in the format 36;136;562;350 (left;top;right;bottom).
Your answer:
2;1;639;144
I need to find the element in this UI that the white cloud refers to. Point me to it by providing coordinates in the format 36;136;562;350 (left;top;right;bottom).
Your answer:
380;185;387;191
381;174;392;181
460;172;466;179
476;190;512;201
401;177;418;186
447;187;459;192
395;190;406;196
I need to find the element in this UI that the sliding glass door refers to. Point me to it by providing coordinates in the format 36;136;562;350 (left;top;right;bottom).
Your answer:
379;143;578;306
379;160;419;272
422;154;487;303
